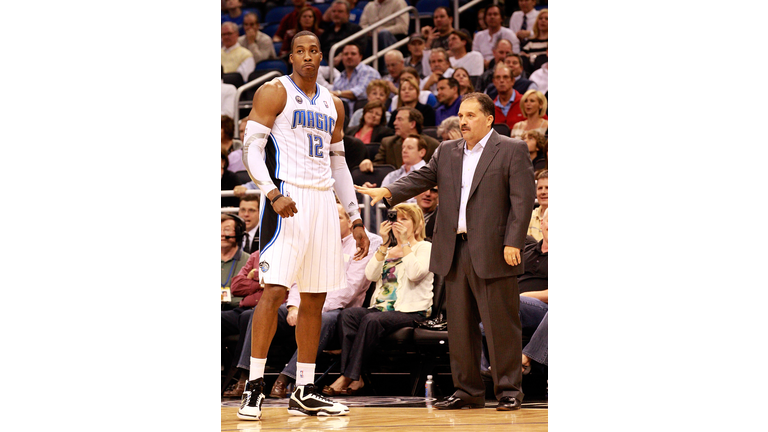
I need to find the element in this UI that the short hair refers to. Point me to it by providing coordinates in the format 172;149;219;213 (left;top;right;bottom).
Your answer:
533;9;547;39
384;50;404;62
240;194;260;205
362;99;385;116
397;106;424;133
392;203;426;241
429;48;449;63
437;76;459;91
396;75;421;109
331;0;350;13
522;130;547;153
222;22;238;34
401;66;421;81
434;6;452;18
493;37;514;51
535;169;548;181
505;52;523;65
406;133;428;153
221;115;235;140
451;30;472;48
521;89;548;118
366;79;390;97
461;92;495;119
451;67;474;92
436;116;461;139
485;4;503;19
493;63;513;80
342;42;361;55
291;30;321;52
243;12;259;23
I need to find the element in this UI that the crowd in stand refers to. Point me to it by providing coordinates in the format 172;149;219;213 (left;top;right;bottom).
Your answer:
221;0;548;400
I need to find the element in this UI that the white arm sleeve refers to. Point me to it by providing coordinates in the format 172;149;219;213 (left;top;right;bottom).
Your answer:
242;120;278;197
329;140;361;222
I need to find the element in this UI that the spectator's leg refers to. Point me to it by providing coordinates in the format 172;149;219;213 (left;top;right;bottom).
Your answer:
522;312;548;367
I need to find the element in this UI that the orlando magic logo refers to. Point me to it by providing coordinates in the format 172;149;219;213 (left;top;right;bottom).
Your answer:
295;96;303;104
260;261;270;272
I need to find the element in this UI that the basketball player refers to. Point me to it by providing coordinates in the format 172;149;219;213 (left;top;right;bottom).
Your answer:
236;31;371;421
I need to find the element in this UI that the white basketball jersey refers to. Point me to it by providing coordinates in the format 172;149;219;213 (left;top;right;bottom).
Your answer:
266;75;338;189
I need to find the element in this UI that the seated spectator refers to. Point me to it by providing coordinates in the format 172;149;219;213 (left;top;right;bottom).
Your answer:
320;0;364;65
221;214;251;309
529;56;548;96
521;310;547;378
522;130;547;172
509;0;540;44
381;134;428;194
273;0;322;43
222;115;245;172
347;100;393;144
421;7;453;51
322;203;433;396
447;30;485;77
520;9;547;75
476;8;487;34
479;39;515;93
382;50;406;96
279;7;324;57
358;107;440;173
342;132;368;170
436;115;461;141
451;67;475;97
221;153;243;208
238;195;260;253
404;34;426;78
387;76;436;128
527;170;548;241
222;76;237;118
359;0;409;52
421;48;455;94
222;22;255;83
348;79;392;128
473;5;519;69
506;53;538;93
390;67;438;109
511;89;548;139
416;185;438;241
238;12;276;64
434;77;461;125
221;0;246;35
491;64;525;129
332;43;382;114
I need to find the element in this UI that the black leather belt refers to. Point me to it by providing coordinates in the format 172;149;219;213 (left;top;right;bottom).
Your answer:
457;232;468;241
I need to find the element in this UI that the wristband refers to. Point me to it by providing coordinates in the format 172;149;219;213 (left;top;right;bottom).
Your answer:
270;193;284;205
352;220;365;230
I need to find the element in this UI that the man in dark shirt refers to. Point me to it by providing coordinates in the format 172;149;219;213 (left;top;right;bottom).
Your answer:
518;215;548;294
416;185;439;241
434;77;461;125
320;0;364;66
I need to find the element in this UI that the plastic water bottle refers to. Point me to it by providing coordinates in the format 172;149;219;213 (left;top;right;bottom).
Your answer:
425;375;434;408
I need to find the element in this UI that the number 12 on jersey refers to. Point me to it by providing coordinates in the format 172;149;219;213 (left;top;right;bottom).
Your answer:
307;134;324;158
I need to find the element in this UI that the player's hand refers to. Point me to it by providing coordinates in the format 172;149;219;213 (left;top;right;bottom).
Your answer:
504;246;521;266
247;269;258;280
359;159;373;172
233;185;248;198
352;225;370;260
272;195;298;217
287;307;298;326
355;185;391;205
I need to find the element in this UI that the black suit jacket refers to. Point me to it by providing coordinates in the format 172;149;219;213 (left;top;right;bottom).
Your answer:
386;130;535;278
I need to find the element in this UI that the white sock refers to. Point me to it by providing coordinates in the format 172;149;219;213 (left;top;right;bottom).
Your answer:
249;357;267;381
296;362;316;386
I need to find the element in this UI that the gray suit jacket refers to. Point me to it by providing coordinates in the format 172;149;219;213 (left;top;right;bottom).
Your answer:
386;130;535;279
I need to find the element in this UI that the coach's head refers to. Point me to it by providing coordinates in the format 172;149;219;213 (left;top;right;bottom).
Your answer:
458;93;495;148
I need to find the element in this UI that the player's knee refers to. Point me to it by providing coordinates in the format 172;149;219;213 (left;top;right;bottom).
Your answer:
260;284;288;308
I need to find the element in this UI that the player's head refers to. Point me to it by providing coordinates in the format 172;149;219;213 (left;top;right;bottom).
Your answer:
392;203;426;241
290;31;322;77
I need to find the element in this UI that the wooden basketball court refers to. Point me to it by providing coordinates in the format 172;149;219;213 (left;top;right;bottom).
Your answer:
221;399;548;431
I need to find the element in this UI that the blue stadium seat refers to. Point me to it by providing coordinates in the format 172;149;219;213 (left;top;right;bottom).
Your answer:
349;8;363;24
256;59;288;75
356;1;369;11
263;23;280;38
274;41;283;55
265;6;294;25
315;3;331;14
416;0;449;17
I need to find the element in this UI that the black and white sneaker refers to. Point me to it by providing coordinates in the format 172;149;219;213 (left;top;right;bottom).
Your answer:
237;378;266;421
288;383;349;416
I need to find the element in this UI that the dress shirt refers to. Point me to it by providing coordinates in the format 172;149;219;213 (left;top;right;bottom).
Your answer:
334;62;382;101
222;43;255;82
494;90;516;116
287;231;383;312
509;9;540;35
472;27;520;60
242;225;260;251
529;62;548;94
457;129;493;233
359;0;410;35
238;32;276;65
381;160;427;200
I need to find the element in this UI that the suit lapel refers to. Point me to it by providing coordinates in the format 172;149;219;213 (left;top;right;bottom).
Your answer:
468;130;500;200
451;140;464;204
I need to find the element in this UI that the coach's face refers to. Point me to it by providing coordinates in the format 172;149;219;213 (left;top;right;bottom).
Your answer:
458;99;493;146
290;35;322;77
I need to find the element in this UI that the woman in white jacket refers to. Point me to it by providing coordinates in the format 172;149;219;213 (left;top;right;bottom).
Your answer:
322;203;434;396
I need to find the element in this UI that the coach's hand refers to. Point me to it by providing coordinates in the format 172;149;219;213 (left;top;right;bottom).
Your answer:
504;246;521;267
268;190;298;217
355;185;392;206
352;224;370;261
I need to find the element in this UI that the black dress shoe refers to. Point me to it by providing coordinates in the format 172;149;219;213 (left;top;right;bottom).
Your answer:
496;396;522;411
434;394;485;410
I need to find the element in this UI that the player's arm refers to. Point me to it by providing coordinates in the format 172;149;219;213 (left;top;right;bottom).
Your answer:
242;80;298;217
329;95;370;260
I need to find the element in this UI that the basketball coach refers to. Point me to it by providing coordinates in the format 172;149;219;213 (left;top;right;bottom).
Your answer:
356;92;535;411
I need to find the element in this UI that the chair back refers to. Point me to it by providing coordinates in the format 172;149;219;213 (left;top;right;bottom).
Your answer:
492;122;511;137
365;142;380;161
256;59;288;75
222;72;244;88
422;126;438;140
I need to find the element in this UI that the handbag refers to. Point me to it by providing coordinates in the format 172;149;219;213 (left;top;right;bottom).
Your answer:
416;314;447;331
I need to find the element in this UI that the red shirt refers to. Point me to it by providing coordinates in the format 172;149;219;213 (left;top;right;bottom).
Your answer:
493;90;525;129
275;7;323;41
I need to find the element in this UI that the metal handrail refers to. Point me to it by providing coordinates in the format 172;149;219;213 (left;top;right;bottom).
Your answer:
327;6;421;80
233;71;282;139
